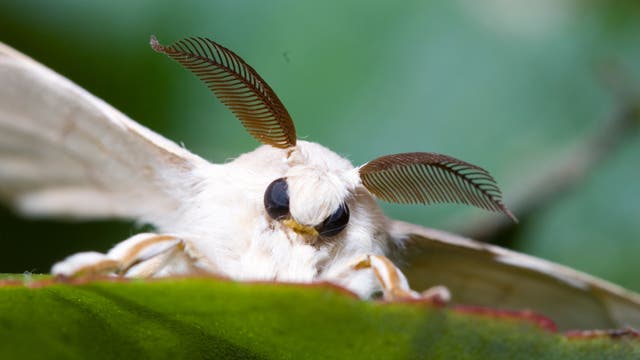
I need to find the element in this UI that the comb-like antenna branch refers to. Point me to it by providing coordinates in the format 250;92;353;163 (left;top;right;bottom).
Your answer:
150;35;296;149
359;152;517;222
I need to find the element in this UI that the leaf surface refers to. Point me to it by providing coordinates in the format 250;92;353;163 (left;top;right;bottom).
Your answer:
0;275;638;359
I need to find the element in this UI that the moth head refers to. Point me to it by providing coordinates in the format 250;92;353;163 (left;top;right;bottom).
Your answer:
151;35;517;237
263;141;361;240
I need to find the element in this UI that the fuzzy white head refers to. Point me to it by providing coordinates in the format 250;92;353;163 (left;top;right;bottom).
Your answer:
157;141;391;297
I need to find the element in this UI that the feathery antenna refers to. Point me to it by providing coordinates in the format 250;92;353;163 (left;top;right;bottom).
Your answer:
150;35;296;149
359;152;517;222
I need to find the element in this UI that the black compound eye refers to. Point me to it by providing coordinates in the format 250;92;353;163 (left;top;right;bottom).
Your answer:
317;203;350;237
264;178;290;220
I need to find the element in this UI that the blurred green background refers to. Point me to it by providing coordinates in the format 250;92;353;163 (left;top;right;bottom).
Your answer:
1;1;639;291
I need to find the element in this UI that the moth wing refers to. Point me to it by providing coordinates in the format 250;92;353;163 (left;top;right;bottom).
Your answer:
0;41;205;221
389;220;640;330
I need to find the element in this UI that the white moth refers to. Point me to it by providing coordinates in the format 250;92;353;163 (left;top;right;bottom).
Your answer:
1;36;639;330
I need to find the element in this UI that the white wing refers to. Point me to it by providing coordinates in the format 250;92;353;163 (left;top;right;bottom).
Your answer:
0;42;205;221
390;220;640;331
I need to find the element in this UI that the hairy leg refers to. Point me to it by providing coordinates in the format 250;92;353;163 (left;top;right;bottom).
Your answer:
51;233;216;278
352;254;450;302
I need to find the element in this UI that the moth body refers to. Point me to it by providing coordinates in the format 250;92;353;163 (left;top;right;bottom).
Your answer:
3;36;640;330
1;36;510;302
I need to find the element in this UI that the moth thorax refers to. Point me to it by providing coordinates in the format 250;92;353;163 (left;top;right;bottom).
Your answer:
286;168;351;226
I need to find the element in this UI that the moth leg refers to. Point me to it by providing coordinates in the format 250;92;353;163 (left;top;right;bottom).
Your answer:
115;235;218;278
50;252;121;278
51;233;214;278
353;254;451;303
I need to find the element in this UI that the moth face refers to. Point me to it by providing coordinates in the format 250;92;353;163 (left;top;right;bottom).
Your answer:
263;176;350;239
261;141;360;240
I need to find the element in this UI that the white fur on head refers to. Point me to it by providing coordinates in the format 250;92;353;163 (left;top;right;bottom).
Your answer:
285;141;360;226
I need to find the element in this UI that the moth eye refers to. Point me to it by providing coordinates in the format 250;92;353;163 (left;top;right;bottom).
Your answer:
317;203;350;237
264;178;290;220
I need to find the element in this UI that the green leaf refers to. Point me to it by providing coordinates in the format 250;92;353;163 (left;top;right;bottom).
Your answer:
0;275;638;359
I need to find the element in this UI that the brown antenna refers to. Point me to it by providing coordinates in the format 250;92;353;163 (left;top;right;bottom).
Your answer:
359;152;517;222
151;36;296;149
